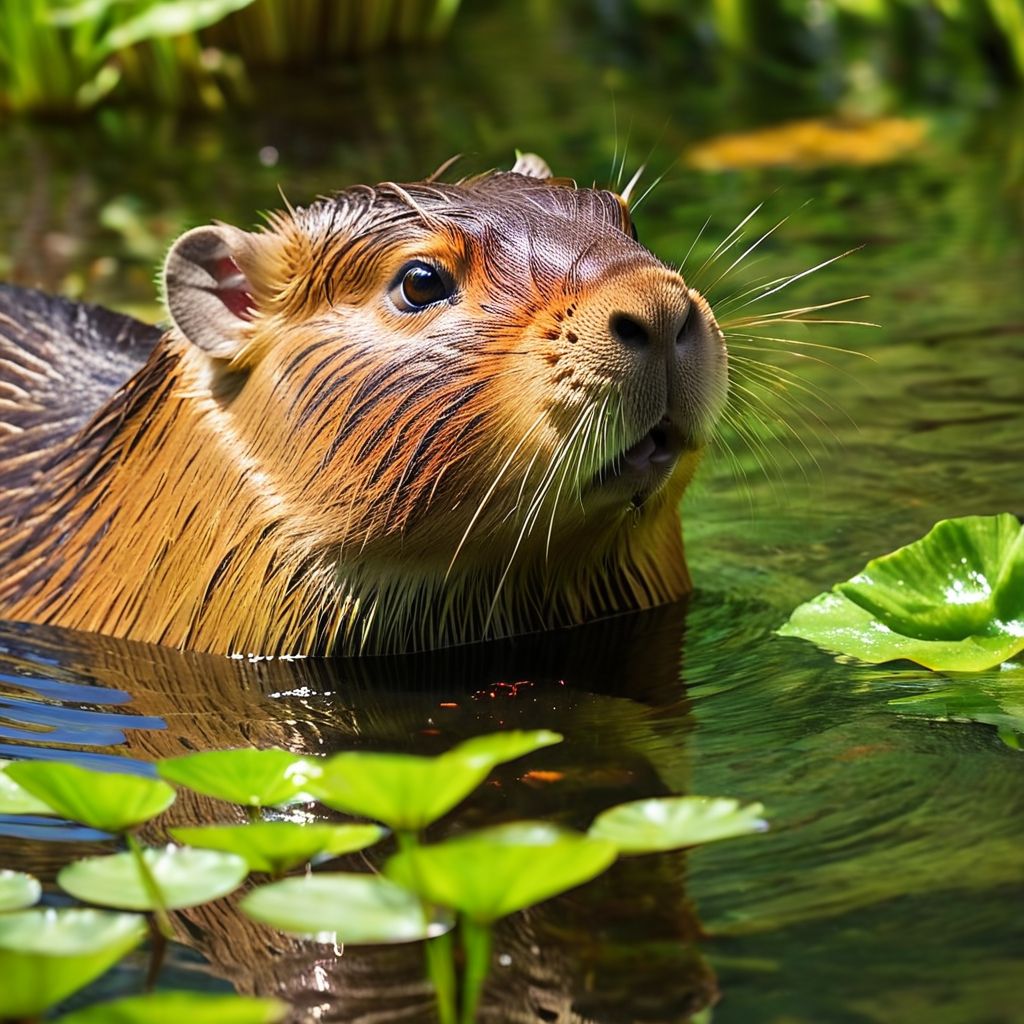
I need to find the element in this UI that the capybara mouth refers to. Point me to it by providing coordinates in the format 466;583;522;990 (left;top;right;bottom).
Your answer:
593;416;691;497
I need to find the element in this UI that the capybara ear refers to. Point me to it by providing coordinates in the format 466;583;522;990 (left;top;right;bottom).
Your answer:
511;151;553;180
162;225;259;360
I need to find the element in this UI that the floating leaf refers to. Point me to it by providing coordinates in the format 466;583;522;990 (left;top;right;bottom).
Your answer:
58;990;286;1024
307;731;562;831
158;749;318;808
0;869;41;911
0;908;146;1018
779;514;1024;671
170;822;386;875
686;116;928;171
0;760;57;816
588;796;768;854
241;872;454;944
453;730;563;767
4;760;174;832
59;845;247;910
385;822;616;923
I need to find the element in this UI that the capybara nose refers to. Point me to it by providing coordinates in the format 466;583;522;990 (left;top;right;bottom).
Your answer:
607;291;692;355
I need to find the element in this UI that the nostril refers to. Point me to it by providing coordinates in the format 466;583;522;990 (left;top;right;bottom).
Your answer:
610;312;649;347
675;304;694;345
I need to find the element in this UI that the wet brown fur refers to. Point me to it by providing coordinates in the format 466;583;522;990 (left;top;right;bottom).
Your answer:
0;167;725;655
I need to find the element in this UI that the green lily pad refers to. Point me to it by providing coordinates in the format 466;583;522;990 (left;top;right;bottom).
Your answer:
158;749;318;807
4;760;175;832
0;869;41;911
0;759;59;816
779;514;1024;671
58;845;248;910
453;730;564;766
241;872;454;944
0;908;146;1017
385;822;617;923
307;730;562;831
588;796;768;854
169;822;387;875
58;991;287;1024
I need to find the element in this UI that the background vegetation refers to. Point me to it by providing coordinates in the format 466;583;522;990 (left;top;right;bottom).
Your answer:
0;0;1021;115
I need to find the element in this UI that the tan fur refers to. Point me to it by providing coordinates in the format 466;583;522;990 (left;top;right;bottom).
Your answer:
0;165;726;655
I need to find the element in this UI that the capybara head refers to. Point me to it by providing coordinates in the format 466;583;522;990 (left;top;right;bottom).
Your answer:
161;154;727;651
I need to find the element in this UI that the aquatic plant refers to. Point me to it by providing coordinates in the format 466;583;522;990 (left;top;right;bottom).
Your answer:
0;869;41;911
780;514;1024;671
241;872;456;943
58;845;249;910
170;821;387;876
0;908;147;1018
57;991;286;1024
247;782;766;1022
386;822;618;922
305;729;563;833
0;759;286;1020
0;760;57;816
588;795;768;853
385;823;618;1023
1;737;767;1021
4;759;187;939
157;747;318;810
4;760;175;832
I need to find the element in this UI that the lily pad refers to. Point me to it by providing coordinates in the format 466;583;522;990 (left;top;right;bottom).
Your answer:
588;796;768;854
158;748;318;807
454;730;564;766
4;760;175;832
0;759;59;816
241;872;454;944
307;730;562;831
58;845;248;910
0;869;41;911
58;991;287;1024
779;514;1024;671
169;822;387;875
385;822;617;923
0;908;146;1018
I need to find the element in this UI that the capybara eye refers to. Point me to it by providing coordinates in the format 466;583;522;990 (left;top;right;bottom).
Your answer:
390;261;452;311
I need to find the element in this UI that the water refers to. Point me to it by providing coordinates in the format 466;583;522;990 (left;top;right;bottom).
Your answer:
1;6;1023;1022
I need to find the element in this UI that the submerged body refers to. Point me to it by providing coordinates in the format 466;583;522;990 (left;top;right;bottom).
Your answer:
0;156;726;656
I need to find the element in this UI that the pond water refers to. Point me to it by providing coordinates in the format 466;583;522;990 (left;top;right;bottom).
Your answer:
2;6;1023;1023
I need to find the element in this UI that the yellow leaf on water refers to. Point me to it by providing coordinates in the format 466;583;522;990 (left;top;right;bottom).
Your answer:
686;116;929;171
